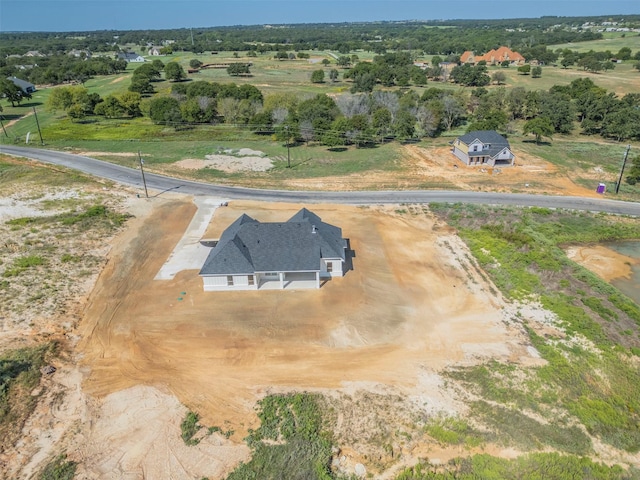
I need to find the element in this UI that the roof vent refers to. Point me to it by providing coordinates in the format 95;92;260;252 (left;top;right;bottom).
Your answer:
311;224;317;234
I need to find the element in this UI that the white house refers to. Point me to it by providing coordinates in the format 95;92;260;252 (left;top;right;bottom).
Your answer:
199;208;348;291
451;130;515;167
148;46;163;56
117;52;145;62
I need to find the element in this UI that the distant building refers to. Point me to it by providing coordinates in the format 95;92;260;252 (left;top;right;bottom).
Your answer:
460;46;525;66
148;46;163;56
117;52;145;63
7;76;36;94
68;49;91;58
451;130;515;167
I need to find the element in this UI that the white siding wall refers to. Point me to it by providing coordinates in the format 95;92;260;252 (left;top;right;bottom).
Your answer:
233;275;248;286
321;259;344;277
452;147;470;165
202;275;257;291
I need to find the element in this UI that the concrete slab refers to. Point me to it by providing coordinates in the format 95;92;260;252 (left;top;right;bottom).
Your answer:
154;197;227;280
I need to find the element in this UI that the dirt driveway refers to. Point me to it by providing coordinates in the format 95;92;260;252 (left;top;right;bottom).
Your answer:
77;199;535;437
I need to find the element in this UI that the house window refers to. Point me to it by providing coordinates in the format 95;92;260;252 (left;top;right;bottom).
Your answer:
248;275;254;286
327;262;333;273
227;275;234;286
473;145;479;152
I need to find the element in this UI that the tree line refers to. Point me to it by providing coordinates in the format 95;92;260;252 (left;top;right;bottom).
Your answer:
44;71;640;149
3;15;631;59
0;54;128;86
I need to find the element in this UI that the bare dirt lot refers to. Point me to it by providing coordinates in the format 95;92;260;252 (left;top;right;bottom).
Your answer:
70;198;541;476
566;245;640;282
166;144;600;197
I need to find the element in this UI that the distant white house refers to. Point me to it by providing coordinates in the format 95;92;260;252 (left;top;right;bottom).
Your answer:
199;208;348;291
451;130;515;167
117;52;145;62
68;49;91;58
148;46;163;56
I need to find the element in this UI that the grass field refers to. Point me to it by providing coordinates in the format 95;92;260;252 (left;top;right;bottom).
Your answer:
549;31;640;54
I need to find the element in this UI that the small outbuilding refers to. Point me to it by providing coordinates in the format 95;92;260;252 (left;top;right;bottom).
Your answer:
451;130;515;167
199;208;348;291
7;76;36;94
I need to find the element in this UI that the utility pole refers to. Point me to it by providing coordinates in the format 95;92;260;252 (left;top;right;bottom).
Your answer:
33;107;44;145
285;125;290;168
138;151;149;198
615;144;631;194
0;115;8;138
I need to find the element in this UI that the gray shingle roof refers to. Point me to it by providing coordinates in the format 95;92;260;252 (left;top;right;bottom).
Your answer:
7;76;35;93
200;209;345;276
458;130;511;158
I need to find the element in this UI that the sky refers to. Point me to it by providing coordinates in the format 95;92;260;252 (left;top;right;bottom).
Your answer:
1;0;638;32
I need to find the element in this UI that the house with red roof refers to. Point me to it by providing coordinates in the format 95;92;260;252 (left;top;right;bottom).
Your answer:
460;46;525;66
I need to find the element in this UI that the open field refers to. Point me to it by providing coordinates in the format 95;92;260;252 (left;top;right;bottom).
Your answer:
550;32;640;54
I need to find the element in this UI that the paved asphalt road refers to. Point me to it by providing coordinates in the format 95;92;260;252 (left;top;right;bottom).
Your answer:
2;145;640;216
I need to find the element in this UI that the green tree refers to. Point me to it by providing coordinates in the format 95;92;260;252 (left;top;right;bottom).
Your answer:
492;71;506;85
165;62;186;82
517;64;531;75
189;59;203;69
531;66;542;78
310;69;325;83
148;96;182;125
128;75;154;94
0;79;28;107
523;117;554;144
626;155;640;185
328;69;339;82
617;47;632;61
539;91;575;134
321;58;330;66
410;66;427;86
371;107;392;137
118;91;142;117
450;64;490;86
227;63;251;76
336;56;351;68
393;110;416;140
94;95;124;118
602;107;640;142
350;72;376;93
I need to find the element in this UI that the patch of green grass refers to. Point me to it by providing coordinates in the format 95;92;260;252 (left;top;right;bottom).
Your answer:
181;410;202;446
396;452;630;480
0;343;55;450
227;393;333;480
425;415;484;448
470;400;591;455
3;255;46;277
432;203;640;453
38;454;77;480
7;205;130;233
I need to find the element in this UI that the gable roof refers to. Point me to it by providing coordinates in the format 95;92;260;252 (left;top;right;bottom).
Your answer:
460;51;475;63
118;52;144;60
461;47;524;64
7;76;35;93
457;130;512;158
200;209;345;276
